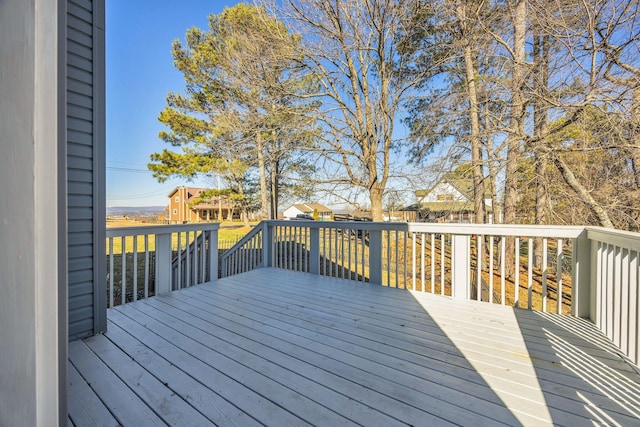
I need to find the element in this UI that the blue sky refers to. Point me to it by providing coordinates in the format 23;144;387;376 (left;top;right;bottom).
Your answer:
106;0;423;209
106;1;237;207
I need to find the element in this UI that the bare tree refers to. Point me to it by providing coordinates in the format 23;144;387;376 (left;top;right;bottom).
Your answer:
276;0;431;221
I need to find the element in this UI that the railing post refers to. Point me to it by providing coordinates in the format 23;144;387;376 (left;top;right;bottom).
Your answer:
262;221;273;268
369;229;383;285
309;227;320;275
572;234;592;319
451;234;470;299
208;228;218;282
155;232;173;294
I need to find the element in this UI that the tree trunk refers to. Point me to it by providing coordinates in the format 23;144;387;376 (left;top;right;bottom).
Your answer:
217;175;223;222
370;185;384;222
236;182;251;227
552;153;615;228
462;37;485;224
482;91;500;224
630;86;640;190
270;160;279;220
256;132;269;220
533;31;549;266
503;0;527;226
502;0;527;277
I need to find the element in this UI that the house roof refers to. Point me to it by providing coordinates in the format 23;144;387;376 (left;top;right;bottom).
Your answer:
416;174;492;201
168;186;208;198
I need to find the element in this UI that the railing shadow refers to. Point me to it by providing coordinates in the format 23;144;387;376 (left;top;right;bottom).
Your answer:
513;309;640;425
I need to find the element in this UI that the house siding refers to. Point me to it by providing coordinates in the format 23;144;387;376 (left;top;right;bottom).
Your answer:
67;0;105;340
421;182;467;203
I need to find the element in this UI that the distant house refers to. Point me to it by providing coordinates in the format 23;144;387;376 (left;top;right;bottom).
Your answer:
167;186;238;224
283;203;333;220
400;176;492;223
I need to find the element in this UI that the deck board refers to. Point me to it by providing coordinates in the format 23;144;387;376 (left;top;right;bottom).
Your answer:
67;362;118;427
69;268;640;426
149;288;501;426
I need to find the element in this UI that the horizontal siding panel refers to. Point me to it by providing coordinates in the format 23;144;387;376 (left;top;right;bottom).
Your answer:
69;319;93;341
67;40;93;61
68;219;93;233
67;66;93;86
68;154;93;171
68;1;92;21
68;194;93;208
67;27;92;51
70;0;93;13
68;116;92;133
67;14;93;36
68;281;93;298
68;231;93;246
68;77;92;96
69;270;93;286
69;243;93;259
68;141;92;158
68;181;93;196
68;51;92;74
69;307;92;328
68;168;93;182
68;207;94;221
68;129;92;146
68;102;93;122
69;257;93;273
68;91;93;109
69;294;93;316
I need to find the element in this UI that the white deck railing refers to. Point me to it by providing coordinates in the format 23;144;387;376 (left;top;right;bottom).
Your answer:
585;227;640;365
221;220;640;365
106;223;218;308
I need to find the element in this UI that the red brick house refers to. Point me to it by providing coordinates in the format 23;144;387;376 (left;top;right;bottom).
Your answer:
167;186;237;224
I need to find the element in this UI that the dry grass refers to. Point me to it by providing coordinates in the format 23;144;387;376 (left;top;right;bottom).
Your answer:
106;219;257;255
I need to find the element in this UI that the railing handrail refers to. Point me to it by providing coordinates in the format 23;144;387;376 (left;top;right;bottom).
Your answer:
586;226;640;250
220;221;264;263
265;219;408;231
106;222;219;237
408;222;586;238
228;219;586;237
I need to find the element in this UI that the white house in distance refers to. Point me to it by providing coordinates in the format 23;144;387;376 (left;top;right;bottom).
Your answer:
283;203;333;220
400;175;493;223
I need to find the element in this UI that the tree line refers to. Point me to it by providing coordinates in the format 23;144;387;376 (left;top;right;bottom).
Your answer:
149;0;640;229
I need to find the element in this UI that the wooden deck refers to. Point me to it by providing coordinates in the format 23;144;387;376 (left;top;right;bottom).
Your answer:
68;268;640;426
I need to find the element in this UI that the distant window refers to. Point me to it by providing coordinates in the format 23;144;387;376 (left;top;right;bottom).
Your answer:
173;209;177;214
175;196;179;202
437;194;454;201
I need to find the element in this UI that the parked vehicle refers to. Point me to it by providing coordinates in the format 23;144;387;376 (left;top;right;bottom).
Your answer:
293;213;315;220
